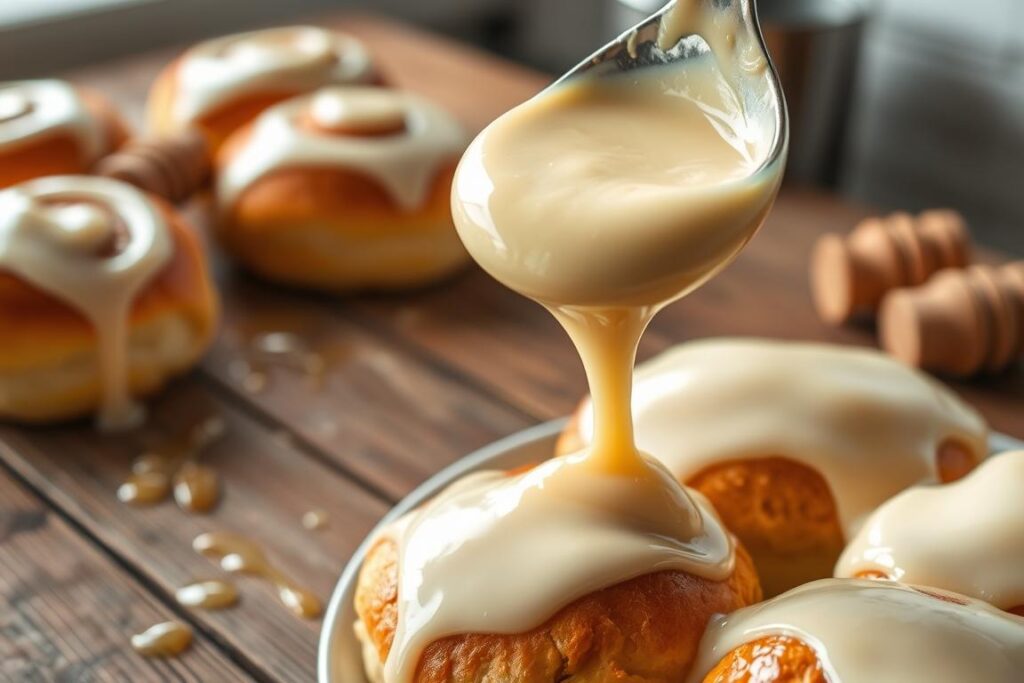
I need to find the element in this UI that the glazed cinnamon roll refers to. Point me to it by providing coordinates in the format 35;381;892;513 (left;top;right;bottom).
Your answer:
146;26;377;153
214;86;468;291
0;80;130;188
0;176;217;429
354;460;761;682
693;579;1024;683
837;450;1024;615
557;338;988;596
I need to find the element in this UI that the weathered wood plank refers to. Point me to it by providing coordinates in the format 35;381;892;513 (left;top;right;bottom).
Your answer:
0;377;390;683
0;466;254;682
202;268;535;500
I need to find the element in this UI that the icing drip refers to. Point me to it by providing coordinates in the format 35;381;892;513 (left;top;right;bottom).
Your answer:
217;87;466;212
173;26;374;125
0;80;106;162
837;451;1024;610
0;176;173;430
574;339;988;534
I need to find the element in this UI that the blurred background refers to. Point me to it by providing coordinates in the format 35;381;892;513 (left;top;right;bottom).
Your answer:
1;0;1021;252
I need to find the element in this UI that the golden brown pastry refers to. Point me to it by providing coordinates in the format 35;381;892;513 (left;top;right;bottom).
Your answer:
0;79;130;188
214;86;469;291
355;515;761;683
352;437;765;683
837;450;1024;615
557;339;988;596
0;175;218;428
694;579;1024;683
146;26;377;154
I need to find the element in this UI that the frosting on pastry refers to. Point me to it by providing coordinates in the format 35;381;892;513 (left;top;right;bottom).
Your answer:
377;457;734;683
837;451;1024;610
0;176;173;430
0;80;106;162
688;579;1024;683
172;26;373;125
574;338;988;533
217;87;466;212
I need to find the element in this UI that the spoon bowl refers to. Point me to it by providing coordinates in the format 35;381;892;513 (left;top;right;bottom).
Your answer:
555;0;788;178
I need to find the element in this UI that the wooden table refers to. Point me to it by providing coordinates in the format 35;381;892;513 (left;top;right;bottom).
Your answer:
3;14;1022;683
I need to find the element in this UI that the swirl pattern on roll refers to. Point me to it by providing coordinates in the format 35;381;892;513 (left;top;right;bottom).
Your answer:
217;86;466;212
172;26;374;126
0;80;106;162
0;176;173;430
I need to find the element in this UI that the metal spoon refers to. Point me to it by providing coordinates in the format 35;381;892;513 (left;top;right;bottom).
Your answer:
553;0;788;176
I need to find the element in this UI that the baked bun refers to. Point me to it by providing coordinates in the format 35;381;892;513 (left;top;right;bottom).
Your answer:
837;450;1024;615
0;80;130;188
147;26;377;154
214;86;469;291
557;338;988;596
357;539;760;683
354;459;762;682
694;579;1024;683
0;176;218;429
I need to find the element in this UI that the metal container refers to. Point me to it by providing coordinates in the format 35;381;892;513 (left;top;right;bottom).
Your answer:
612;0;872;186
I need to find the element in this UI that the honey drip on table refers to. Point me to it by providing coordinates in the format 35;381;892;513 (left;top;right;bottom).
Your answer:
229;331;331;395
175;579;239;610
117;415;225;513
302;508;329;531
131;621;193;657
193;531;322;619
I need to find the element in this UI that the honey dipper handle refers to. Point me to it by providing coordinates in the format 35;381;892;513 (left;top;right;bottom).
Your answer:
94;129;210;203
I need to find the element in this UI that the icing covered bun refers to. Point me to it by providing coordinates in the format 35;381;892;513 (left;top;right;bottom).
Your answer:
0;176;218;429
146;26;377;152
557;338;988;596
837;451;1024;615
0;80;130;188
693;579;1024;683
354;461;762;683
214;86;469;291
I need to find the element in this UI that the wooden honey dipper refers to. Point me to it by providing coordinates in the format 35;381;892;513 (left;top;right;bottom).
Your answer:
94;128;210;203
810;210;971;325
880;262;1024;376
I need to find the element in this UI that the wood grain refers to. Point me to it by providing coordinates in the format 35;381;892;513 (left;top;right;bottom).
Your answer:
0;376;389;683
0;466;252;682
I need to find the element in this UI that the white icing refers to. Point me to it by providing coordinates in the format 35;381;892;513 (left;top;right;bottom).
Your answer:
0;80;106;162
172;26;374;126
575;338;989;534
309;87;405;133
380;453;734;683
0;176;173;430
837;451;1024;611
688;579;1024;683
217;87;466;212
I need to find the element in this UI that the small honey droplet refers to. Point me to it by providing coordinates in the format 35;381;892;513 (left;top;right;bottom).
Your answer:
279;585;323;619
117;471;171;506
131;621;192;657
175;580;239;610
173;462;220;514
302;509;329;531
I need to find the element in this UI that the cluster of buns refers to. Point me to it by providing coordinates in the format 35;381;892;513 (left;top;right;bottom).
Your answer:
353;339;1019;681
810;210;1024;377
541;339;1022;683
0;25;469;427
